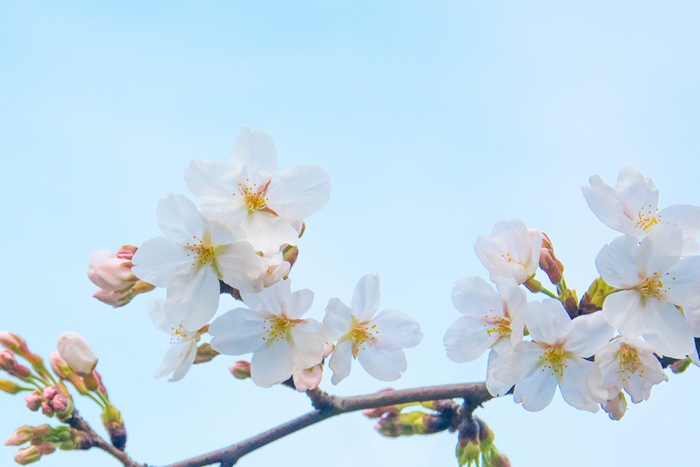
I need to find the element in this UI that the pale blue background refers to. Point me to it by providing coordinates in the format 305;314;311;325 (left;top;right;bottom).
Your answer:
2;2;699;466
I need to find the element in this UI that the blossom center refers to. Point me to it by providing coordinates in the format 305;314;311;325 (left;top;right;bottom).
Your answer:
635;272;675;300
617;345;643;380
261;315;302;347
185;235;215;266
634;204;660;230
539;345;568;377
170;324;191;343
485;314;512;338
349;320;379;358
499;252;520;265
234;179;270;214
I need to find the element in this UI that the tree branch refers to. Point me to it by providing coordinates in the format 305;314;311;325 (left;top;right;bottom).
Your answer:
161;382;491;467
67;410;143;467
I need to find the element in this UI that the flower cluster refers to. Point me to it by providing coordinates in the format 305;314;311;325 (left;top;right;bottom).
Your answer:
445;166;700;418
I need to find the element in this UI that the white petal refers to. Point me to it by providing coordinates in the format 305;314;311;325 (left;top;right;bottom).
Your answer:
444;316;496;363
242;211;299;252
636;222;683;277
205;215;246;245
215;241;264;293
492;341;543;386
329;339;353;385
280;284;314;319
486;345;513;397
184;158;243;213
351;273;381;321
155;340;196;381
132;236;190;287
665;256;700;308
289;319;326;369
156;193;207;244
250;340;295;388
513;369;558;412
357;345;407;381
230;127;278;185
643;299;696;358
615;165;659;228
147;299;171;334
266;165;331;220
323;298;354;340
209;308;266;355
602;290;645;337
595;236;641;289
451;276;503;318
293;365;323;392
559;359;605;412
582;175;627;232
164;267;221;330
372;309;423;349
495;274;528;321
524;300;572;344
565;312;614;357
241;285;281;315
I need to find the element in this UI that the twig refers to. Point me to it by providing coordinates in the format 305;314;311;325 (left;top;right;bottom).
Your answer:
67;410;143;467
161;382;491;467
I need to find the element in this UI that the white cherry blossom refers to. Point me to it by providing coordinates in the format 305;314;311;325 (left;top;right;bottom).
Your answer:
56;332;98;376
475;218;542;284
209;280;326;388
582;165;700;255
493;300;614;412
595;222;700;358
324;273;423;384
258;249;291;287
132;193;263;330
148;300;202;382
596;335;668;404
443;275;526;396
184;127;331;252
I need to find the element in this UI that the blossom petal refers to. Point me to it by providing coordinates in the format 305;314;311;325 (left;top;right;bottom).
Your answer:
289;319;325;369
165;267;220;330
492;341;542;386
486;344;513;397
184;158;243;213
451;276;503;318
524;300;572;344
352;273;381;321
636;222;682;277
241;286;281;315
147;299;171;334
155;340;197;382
250;339;295;388
665;256;700;308
215;241;264;294
281;285;314;319
444;316;496;363
595;236;641;289
329;339;353;385
266;165;331;220
156;193;207;244
324;298;354;340
242;211;299;252
565;312;614;357
357;345;407;381
559;359;605;412
372;309;423;349
602;290;645;337
582;175;628;233
513;369;558;412
132;236;190;287
643;299;695;358
230;127;278;185
209;308;266;355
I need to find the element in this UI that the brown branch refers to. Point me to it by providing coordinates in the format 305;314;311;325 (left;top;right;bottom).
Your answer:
67;410;143;467
161;382;491;467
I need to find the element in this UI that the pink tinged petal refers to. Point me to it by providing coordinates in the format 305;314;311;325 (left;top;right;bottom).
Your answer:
636;222;683;276
595;236;641;289
156;193;207;244
329;339;353;385
250;340;295;388
474;241;529;283
559;359;606;412
513;369;558;412
372;309;423;349
280;286;314;319
184;158;243;211
582;175;629;233
352;273;381;321
155;340;197;382
293;365;323;392
486;345;513;397
492;341;543;386
525;300;572;344
242;211;299;252
444;316;496;363
209;308;266;355
215;242;264;294
451;276;503;318
265;165;331;220
132;236;191;287
602;290;645;337
565;312;614;357
289;320;326;370
241;286;281;315
147;300;171;334
664;256;700;308
357;345;407;381
230;127;278;184
323;299;354;340
642;299;695;358
164;267;221;331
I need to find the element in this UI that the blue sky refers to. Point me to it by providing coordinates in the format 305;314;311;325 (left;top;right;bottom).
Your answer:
1;2;700;466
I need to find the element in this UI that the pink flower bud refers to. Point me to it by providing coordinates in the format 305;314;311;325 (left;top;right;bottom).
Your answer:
36;443;56;456
4;426;34;446
49;352;70;379
115;245;138;260
87;249;137;291
93;370;108;395
92;288;134;307
292;365;323;392
24;391;43;412
56;332;98;376
0;349;32;379
14;446;41;465
229;361;251;379
0;332;25;352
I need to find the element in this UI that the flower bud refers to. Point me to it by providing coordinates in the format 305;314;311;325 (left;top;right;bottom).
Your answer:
194;343;220;364
24;391;42;411
5;426;34;446
102;404;126;450
282;245;299;269
41;385;74;421
115;245;138;260
49;352;88;395
581;277;614;314
0;333;43;367
88;248;154;307
522;277;543;293
68;428;96;450
93;370;108;395
292;365;323;393
671;357;692;374
362;389;399;418
538;233;565;284
13;446;41;465
230;361;251;379
56;332;98;376
0;379;25;394
0;349;32;380
36;443;56;456
602;392;627;421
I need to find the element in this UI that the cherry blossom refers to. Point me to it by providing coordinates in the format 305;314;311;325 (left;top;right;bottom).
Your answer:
56;332;98;376
292;342;334;392
132;193;263;330
324;273;423;384
148;300;203;382
582;165;700;255
209;280;326;388
443;275;526;396
474;218;542;285
88;247;155;307
595;222;700;358
493;299;613;412
184;127;331;252
596;336;668;404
